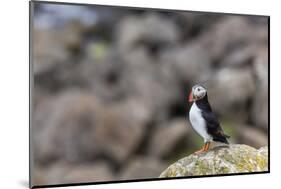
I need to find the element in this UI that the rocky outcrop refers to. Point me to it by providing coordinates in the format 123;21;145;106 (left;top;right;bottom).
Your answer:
160;144;268;177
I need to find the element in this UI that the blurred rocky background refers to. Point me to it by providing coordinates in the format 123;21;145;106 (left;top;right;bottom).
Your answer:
31;2;268;186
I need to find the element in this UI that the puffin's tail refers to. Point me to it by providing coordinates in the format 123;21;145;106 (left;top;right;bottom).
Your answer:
213;134;230;144
224;134;230;138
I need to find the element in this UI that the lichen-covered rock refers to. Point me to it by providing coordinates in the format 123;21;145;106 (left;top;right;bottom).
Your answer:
159;144;268;177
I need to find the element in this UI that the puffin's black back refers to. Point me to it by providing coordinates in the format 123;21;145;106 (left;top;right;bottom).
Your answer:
195;94;229;144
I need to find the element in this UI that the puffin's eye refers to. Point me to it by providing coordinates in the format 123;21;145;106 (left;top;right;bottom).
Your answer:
197;88;201;91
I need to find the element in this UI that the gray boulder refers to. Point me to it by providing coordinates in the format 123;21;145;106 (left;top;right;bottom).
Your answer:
208;68;256;121
33;29;69;74
33;90;147;165
160;44;211;83
251;47;268;131
198;16;267;63
120;156;167;180
34;162;114;185
117;13;180;53
147;119;190;158
237;126;268;148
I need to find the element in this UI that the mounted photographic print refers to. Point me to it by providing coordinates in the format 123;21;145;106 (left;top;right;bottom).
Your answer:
29;0;269;188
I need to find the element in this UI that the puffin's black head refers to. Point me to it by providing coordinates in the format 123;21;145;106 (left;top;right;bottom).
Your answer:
188;84;207;102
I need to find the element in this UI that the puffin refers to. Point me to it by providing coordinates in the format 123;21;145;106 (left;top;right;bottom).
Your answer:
188;84;230;153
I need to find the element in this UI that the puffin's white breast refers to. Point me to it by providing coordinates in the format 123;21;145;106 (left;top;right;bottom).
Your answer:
189;103;212;142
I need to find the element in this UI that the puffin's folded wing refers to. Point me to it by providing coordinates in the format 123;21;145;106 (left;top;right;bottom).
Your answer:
201;111;229;143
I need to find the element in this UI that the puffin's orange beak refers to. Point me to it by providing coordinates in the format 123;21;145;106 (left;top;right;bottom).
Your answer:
188;91;194;102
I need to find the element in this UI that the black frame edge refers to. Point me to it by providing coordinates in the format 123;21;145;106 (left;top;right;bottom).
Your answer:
31;171;270;189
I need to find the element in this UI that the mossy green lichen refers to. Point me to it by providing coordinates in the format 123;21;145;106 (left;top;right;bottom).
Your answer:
159;144;268;178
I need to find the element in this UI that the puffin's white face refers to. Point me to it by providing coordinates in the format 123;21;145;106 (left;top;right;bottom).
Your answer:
189;85;207;102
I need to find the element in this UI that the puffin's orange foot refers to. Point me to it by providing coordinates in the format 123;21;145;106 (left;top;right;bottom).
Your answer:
194;142;210;154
